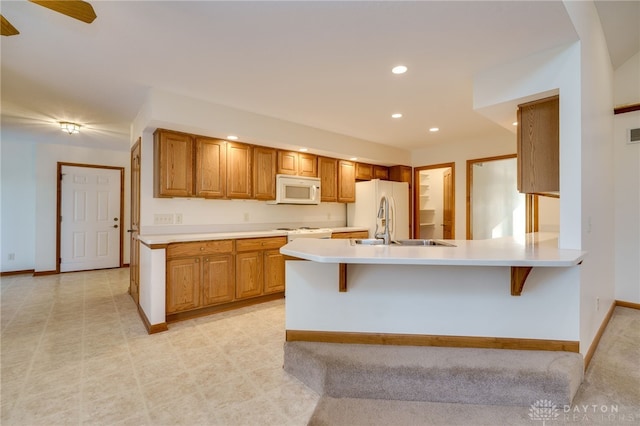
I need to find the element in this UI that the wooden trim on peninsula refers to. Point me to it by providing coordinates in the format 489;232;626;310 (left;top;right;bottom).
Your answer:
137;304;168;334
286;330;579;352
33;270;57;276
614;103;640;115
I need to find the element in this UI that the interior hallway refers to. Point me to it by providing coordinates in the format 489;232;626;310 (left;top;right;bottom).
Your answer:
1;268;638;425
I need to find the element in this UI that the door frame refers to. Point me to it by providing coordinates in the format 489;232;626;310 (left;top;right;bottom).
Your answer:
56;162;125;273
413;162;455;239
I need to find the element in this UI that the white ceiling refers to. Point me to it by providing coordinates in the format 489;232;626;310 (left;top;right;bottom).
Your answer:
1;1;637;155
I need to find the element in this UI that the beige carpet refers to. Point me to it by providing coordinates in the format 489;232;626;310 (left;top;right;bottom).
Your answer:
306;307;640;425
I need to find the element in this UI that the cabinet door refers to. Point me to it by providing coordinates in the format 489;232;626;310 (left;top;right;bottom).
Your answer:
277;151;298;175
338;160;356;203
374;165;389;180
227;142;253;199
517;95;559;194
355;163;373;180
154;130;194;197
389;165;412;184
235;251;263;299
195;137;226;198
318;157;338;202
253;146;277;200
263;249;285;294
202;254;235;306
298;153;318;177
166;257;200;313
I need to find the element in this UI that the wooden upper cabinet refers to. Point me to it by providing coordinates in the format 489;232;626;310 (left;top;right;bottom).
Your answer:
195;137;226;198
517;95;559;194
298;153;318;177
154;129;194;197
253;146;277;200
338;160;356;203
277;150;298;175
226;142;253;199
318;156;338;202
374;165;389;180
355;163;373;180
277;150;318;177
389;165;412;184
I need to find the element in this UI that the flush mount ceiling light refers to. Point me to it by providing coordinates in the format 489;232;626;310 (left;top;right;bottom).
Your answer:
512;122;518;126
429;127;439;132
226;135;238;140
60;122;80;134
392;65;408;74
299;148;308;152
391;113;403;119
350;157;358;161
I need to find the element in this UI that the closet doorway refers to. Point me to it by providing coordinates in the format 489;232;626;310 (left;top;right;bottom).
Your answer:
413;163;455;239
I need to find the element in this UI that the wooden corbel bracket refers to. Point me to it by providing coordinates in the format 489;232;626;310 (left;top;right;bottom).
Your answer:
510;266;533;296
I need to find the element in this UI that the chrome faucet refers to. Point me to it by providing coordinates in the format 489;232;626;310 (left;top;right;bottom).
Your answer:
374;195;391;245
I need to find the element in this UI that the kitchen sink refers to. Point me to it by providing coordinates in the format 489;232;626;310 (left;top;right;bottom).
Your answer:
351;238;386;245
350;238;456;247
392;239;456;247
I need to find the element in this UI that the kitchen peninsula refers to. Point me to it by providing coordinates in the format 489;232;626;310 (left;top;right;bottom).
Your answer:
281;233;588;353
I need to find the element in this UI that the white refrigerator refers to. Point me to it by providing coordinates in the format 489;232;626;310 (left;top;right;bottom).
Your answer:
347;179;410;240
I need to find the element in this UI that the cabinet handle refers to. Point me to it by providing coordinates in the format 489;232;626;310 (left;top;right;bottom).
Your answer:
204;258;209;262
195;258;199;263
200;247;205;251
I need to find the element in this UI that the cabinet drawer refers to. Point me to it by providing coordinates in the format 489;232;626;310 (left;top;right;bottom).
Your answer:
167;240;234;258
332;231;369;239
236;237;287;252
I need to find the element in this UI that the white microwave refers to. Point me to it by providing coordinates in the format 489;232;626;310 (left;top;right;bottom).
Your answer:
268;174;321;205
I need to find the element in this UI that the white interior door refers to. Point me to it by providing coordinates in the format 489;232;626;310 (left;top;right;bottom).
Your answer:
60;166;121;272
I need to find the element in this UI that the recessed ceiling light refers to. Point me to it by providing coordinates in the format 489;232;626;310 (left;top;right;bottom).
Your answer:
512;121;518;126
227;135;238;140
299;148;308;152
350;157;358;161
391;113;403;119
392;65;408;74
429;127;439;132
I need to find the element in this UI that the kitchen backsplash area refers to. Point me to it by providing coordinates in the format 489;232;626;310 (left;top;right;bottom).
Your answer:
140;197;347;235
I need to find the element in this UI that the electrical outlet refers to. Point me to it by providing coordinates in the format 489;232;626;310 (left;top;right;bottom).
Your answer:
153;213;174;225
8;253;15;261
175;213;183;224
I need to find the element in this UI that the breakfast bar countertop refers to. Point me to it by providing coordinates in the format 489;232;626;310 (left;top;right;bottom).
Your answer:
280;233;586;267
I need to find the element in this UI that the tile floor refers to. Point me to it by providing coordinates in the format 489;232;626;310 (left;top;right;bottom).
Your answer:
1;268;319;425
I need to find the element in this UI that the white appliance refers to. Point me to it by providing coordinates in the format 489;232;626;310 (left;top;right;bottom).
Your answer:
347;179;410;240
277;227;333;242
268;175;321;205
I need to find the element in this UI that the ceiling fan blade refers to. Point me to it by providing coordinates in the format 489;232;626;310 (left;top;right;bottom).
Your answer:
1;15;20;36
29;0;97;24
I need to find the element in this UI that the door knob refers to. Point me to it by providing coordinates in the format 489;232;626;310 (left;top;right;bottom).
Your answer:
113;224;119;228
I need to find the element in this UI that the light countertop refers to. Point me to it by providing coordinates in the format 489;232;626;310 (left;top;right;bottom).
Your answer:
279;233;586;267
137;227;368;246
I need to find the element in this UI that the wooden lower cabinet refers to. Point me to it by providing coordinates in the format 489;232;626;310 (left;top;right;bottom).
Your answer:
236;237;287;299
202;254;235;305
166;257;202;314
166;237;286;316
264;249;286;293
235;251;264;299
